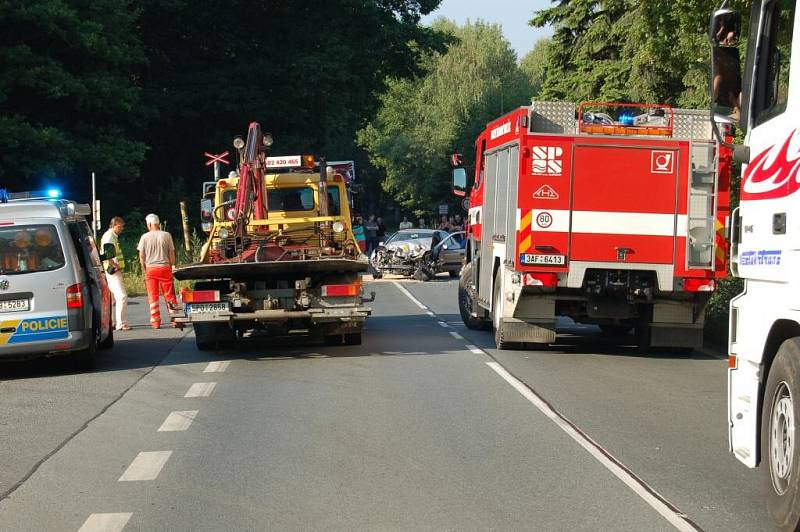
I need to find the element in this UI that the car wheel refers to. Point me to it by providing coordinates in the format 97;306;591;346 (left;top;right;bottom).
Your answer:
458;262;491;331
762;338;800;531
74;328;98;370
99;325;114;350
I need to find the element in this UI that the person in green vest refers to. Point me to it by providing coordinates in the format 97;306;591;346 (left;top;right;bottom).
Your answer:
101;216;130;330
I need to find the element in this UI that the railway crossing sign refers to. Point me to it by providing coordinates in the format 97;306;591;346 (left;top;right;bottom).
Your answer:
204;151;230;167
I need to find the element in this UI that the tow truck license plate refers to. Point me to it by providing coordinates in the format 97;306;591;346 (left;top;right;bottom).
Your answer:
520;254;565;266
188;302;229;314
0;299;29;312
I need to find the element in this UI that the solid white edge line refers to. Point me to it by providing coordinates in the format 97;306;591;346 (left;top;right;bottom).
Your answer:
465;344;484;355
184;382;216;398
158;410;199;432
203;360;230;373
78;513;133;532
485;361;699;532
118;451;173;482
449;331;465;340
391;281;428;310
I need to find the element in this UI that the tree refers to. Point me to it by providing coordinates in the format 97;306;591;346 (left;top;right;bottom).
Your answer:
359;20;533;213
520;38;553;97
0;0;147;193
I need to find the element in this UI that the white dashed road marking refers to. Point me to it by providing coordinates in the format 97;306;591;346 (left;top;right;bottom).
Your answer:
437;321;450;328
119;451;173;482
465;344;484;355
449;331;465;340
184;382;216;398
158;410;199;432
78;513;132;532
203;360;230;373
392;281;428;310
485;361;700;532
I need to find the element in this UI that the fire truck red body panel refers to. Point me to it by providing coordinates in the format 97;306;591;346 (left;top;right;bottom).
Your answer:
460;101;730;349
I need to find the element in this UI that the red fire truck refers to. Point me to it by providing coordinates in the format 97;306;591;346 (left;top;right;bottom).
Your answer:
452;101;732;349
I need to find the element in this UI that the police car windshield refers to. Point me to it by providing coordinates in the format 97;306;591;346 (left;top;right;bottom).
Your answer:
0;225;66;275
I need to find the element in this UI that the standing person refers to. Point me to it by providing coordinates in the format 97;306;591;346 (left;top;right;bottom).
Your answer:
137;214;180;329
438;215;451;231
365;215;379;255
353;216;367;253
452;214;464;232
376;217;386;242
399;216;413;230
101;216;130;331
418;217;427;229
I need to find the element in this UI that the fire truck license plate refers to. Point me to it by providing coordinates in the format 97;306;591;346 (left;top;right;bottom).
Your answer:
520;254;565;265
0;299;29;312
188;302;229;315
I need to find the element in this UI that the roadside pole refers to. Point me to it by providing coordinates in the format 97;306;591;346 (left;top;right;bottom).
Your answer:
91;172;99;240
180;201;191;253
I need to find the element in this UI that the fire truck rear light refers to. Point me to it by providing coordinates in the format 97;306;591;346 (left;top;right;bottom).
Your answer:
683;279;716;292
524;273;558;287
321;282;361;297
0;220;13;226
66;283;83;309
182;290;220;303
728;355;738;369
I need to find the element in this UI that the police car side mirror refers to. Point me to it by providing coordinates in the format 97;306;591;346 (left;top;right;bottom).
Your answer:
100;243;116;261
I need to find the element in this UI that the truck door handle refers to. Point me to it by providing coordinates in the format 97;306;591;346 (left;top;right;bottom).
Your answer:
535;245;556;251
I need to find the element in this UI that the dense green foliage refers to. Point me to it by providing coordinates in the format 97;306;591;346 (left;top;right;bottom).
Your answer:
0;0;444;219
358;20;532;213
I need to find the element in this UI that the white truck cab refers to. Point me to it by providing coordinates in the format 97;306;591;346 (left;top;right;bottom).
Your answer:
711;1;800;529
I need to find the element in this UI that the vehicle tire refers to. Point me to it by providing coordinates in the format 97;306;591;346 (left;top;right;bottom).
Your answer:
493;271;514;350
372;271;383;280
194;322;233;351
599;325;633;337
413;265;432;281
344;333;362;346
449;270;459;279
99;325;114;350
458;262;491;331
761;337;800;531
74;328;98;370
324;334;343;346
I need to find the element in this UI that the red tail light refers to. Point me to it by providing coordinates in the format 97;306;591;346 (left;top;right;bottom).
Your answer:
683;279;716;292
181;290;221;303
321;282;361;297
523;273;558;287
66;283;83;309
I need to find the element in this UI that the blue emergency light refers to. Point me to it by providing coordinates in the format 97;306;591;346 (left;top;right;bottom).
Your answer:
0;188;64;202
47;188;62;198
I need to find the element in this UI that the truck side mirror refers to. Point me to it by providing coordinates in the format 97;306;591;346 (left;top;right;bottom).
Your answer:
452;168;468;198
200;198;214;223
709;7;744;144
709;8;741;47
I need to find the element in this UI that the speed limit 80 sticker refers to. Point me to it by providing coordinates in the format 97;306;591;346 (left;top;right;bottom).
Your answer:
536;212;553;228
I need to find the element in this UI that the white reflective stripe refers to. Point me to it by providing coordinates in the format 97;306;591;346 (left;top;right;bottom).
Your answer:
521;210;685;236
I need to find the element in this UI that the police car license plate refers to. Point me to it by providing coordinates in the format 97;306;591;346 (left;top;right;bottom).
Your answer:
188;302;229;315
0;299;30;312
520;254;565;266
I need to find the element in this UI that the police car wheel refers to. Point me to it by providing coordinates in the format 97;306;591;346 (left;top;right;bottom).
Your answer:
762;338;800;532
74;328;98;370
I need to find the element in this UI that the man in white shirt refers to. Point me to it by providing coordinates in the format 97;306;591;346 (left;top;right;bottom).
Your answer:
398;216;413;230
137;214;179;329
101;216;129;330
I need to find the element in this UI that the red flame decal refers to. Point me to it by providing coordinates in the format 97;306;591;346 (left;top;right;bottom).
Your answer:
741;130;800;200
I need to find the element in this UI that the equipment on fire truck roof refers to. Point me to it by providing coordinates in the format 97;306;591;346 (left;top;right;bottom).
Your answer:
578;102;675;137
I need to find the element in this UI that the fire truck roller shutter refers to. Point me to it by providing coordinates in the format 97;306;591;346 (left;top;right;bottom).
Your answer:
478;151;498;306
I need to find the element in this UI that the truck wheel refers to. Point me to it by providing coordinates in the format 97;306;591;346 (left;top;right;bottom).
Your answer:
324;334;343;346
449;270;459;279
459;262;491;331
493;271;514;350
194;322;233;351
600;325;633;337
762;337;800;531
344;333;362;346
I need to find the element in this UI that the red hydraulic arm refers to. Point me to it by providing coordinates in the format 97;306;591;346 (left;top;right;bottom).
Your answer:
233;122;269;250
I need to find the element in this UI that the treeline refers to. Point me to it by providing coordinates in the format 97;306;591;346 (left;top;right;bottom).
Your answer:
0;0;445;224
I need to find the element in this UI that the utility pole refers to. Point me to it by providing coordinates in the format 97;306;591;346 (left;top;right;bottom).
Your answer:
91;172;99;239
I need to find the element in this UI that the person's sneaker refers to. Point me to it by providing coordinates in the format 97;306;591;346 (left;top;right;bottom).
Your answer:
167;302;182;312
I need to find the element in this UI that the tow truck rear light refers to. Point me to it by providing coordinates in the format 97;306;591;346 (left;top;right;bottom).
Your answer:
181;290;221;303
302;155;316;168
321;282;361;297
683;279;716;292
66;283;83;309
523;273;558;287
728;354;738;369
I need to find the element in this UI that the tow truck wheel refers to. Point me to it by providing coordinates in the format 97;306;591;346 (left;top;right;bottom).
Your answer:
449;270;459;279
194;322;233;351
458;262;491;331
344;333;362;346
762;338;800;531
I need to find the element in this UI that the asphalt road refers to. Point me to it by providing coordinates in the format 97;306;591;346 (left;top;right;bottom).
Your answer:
0;278;773;531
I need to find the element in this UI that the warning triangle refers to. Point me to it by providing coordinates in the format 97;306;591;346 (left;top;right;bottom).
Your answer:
533;185;559;199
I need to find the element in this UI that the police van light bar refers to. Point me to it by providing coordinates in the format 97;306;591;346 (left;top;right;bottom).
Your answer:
0;188;63;203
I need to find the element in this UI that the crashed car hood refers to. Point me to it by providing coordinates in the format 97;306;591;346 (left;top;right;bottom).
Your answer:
383;239;431;258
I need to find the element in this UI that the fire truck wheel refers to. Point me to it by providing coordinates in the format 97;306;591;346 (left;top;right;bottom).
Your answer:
458;263;491;331
761;337;800;532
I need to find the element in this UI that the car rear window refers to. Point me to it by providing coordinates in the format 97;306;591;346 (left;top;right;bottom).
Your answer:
0;224;66;275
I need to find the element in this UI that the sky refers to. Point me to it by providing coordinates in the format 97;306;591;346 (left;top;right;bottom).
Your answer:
421;0;553;60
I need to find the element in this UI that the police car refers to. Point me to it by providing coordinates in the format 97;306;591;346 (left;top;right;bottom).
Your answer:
0;189;114;367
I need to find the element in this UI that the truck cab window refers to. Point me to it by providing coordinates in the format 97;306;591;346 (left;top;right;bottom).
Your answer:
753;0;794;125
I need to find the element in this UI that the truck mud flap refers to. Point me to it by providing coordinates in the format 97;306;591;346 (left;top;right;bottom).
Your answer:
499;318;556;344
649;324;703;349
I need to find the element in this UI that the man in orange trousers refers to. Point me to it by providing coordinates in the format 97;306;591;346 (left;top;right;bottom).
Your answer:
137;213;180;329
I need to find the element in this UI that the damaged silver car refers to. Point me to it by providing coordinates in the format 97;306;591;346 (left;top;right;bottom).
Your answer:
371;229;465;281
